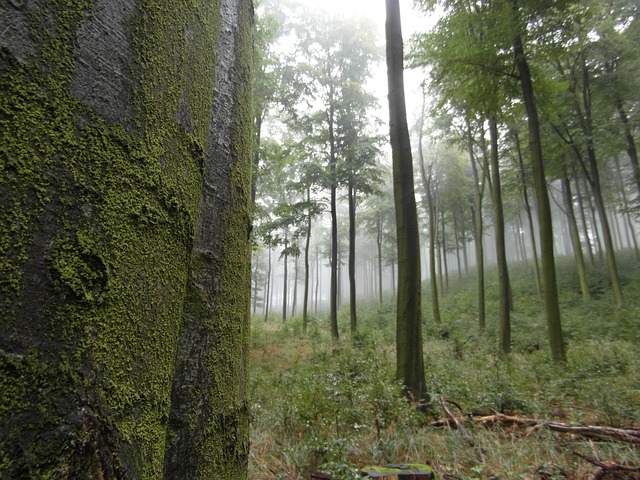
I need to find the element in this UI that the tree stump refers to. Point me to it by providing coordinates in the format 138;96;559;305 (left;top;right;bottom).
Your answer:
361;464;436;479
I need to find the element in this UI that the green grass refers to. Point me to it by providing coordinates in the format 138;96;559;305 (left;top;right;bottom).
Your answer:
248;252;640;479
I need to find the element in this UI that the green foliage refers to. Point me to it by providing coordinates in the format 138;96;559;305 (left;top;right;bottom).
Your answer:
250;253;640;478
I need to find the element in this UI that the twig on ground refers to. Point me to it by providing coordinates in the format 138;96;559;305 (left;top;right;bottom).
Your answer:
572;450;640;479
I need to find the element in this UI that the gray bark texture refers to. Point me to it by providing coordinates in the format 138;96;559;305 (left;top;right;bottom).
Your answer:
0;0;254;478
385;0;426;403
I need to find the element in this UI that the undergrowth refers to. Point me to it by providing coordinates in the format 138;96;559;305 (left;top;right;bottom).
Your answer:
249;252;640;479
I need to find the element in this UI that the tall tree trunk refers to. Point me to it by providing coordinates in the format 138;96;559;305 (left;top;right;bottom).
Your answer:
348;181;358;335
454;213;463;281
253;255;259;315
574;172;595;266
579;63;624;308
488;115;512;355
385;0;426;403
418;90;441;324
440;209;450;293
264;244;272;321
315;241;320;313
303;189;312;332
513;129;541;295
466;118;486;331
612;155;640;262
377;217;384;304
292;252;299;317
615;99;640;198
282;236;289;321
512;21;566;362
561;173;590;300
329;93;340;339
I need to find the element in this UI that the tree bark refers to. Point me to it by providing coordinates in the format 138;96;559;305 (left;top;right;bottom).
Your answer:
512;129;542;295
488;115;512;355
0;0;254;477
615;99;640;198
385;0;426;403
329;91;340;340
418;91;441;324
349;181;358;335
466;118;486;332
578;63;624;307
511;17;566;362
303;188;312;332
561;173;590;300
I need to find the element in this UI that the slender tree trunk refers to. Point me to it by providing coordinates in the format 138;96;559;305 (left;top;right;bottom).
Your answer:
329;94;339;339
613;155;640;262
512;21;566;362
516;213;528;264
417;90;441;324
437;218;444;296
488;115;512;355
575;172;595;265
303;190;312;332
454;213;463;281
282;237;288;322
584;176;604;262
377;217;384;304
264;245;272;321
315;241;320;313
561;173;590;300
252;255;259;315
385;0;426;402
513;130;541;294
467;118;486;331
461;220;469;275
615;99;640;198
579;63;624;307
348;182;358;335
292;253;299;318
440;209;450;293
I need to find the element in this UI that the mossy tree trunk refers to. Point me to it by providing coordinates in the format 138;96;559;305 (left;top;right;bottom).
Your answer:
0;0;254;478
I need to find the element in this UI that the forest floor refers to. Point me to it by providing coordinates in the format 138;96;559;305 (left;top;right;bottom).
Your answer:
248;253;640;479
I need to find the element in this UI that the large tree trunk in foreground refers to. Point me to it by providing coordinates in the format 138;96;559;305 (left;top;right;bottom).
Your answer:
385;0;426;403
0;0;254;478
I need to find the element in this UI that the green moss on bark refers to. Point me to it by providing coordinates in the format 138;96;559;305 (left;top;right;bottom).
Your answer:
0;0;254;477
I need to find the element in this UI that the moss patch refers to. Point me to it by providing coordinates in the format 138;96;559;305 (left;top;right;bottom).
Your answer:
0;0;235;477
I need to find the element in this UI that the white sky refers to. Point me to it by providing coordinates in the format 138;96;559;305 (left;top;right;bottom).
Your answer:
292;0;434;131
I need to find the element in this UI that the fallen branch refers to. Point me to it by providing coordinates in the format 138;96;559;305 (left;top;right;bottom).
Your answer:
473;413;640;445
439;398;474;446
427;411;640;445
572;450;640;479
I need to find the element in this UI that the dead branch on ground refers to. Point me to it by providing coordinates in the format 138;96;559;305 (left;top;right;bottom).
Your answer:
427;410;640;445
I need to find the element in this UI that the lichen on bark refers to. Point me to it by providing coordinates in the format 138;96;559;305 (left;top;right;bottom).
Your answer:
0;0;254;477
